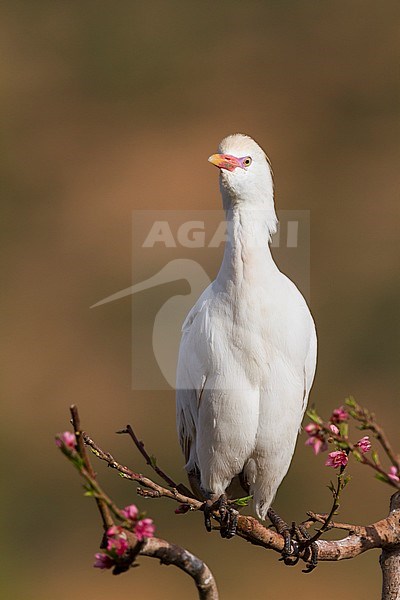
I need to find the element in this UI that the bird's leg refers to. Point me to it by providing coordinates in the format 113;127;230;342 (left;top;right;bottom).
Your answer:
268;510;319;571
219;494;239;539
203;494;239;539
292;523;318;573
187;469;206;502
187;469;239;538
267;508;295;557
186;470;216;532
203;499;214;533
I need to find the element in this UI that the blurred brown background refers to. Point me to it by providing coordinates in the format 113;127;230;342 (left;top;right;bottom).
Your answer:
2;2;399;599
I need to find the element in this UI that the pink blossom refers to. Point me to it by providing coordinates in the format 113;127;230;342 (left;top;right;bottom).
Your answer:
93;552;114;569
55;431;76;450
330;407;349;424
106;525;123;537
134;518;155;541
325;450;348;468
356;436;371;454
304;423;327;455
105;525;128;556
121;504;139;521
304;423;320;437
329;424;339;435
305;435;328;455
107;535;129;556
388;466;400;483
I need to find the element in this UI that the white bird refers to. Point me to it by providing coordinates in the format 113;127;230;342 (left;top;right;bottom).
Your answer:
176;134;317;531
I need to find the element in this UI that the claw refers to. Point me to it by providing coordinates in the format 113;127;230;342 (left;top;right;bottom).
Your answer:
202;494;239;538
218;493;228;522
302;541;318;573
267;508;294;556
227;507;239;538
220;503;238;539
296;524;318;573
268;509;319;571
203;499;213;532
290;522;319;572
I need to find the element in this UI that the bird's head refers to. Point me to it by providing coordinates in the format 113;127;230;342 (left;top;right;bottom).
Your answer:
208;134;274;212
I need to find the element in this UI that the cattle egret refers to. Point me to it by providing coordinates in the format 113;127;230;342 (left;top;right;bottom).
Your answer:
176;134;317;537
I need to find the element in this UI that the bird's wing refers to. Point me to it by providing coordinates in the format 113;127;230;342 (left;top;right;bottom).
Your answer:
278;273;318;417
302;322;317;415
176;285;213;471
176;384;204;470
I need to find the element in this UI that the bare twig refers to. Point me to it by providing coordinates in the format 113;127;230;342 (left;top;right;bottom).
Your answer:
348;401;400;472
371;422;400;473
351;404;400;471
353;452;400;489
118;424;178;489
83;433;201;509
70;404;114;531
306;463;348;545
304;512;364;534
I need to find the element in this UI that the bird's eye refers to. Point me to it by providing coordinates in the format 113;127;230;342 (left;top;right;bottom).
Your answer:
242;157;252;167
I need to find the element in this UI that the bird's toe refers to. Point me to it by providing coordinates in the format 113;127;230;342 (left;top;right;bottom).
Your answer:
220;505;239;539
267;508;296;556
203;499;214;532
202;494;239;538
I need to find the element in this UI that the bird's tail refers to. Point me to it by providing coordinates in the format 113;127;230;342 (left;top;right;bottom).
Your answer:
243;458;277;520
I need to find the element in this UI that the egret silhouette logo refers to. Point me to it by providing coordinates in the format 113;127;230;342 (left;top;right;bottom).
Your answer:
91;210;310;390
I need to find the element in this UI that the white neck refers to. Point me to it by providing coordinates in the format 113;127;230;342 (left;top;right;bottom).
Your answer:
216;205;278;288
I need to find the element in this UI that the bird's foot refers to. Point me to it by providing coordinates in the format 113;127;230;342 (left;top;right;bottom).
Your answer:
203;494;239;539
292;523;318;573
267;508;296;559
267;509;318;572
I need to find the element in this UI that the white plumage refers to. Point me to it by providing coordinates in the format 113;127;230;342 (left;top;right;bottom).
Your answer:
176;134;317;520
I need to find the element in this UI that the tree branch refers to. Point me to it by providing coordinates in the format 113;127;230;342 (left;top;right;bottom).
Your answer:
59;406;219;600
141;537;218;600
117;425;179;489
70;404;114;532
82;426;400;568
317;422;400;490
306;463;348;545
305;512;364;534
380;492;400;600
83;433;200;508
58;404;400;599
346;399;400;472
